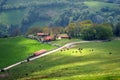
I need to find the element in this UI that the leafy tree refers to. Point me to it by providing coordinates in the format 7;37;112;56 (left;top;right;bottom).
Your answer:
94;23;113;40
42;27;51;35
8;24;20;37
0;23;9;37
114;23;120;36
51;27;64;35
66;22;81;38
79;20;93;27
26;27;43;35
81;26;96;40
81;22;113;40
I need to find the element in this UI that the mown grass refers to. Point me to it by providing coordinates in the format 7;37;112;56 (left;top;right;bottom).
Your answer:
1;40;120;80
0;36;55;69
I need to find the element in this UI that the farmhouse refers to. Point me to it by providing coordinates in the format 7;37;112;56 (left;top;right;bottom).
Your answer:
57;34;70;39
40;36;55;42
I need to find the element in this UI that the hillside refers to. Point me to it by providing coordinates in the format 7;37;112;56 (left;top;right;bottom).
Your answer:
0;0;120;37
0;36;55;68
0;40;120;80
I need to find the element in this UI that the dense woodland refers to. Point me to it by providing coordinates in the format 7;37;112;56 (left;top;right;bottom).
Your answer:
0;0;120;38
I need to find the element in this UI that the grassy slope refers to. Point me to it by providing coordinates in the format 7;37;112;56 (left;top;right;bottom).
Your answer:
1;0;67;27
84;1;119;11
1;40;120;80
0;36;55;69
1;1;119;27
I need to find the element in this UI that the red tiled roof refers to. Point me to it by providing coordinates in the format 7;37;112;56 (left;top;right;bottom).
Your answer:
44;36;54;41
37;33;48;36
34;50;47;56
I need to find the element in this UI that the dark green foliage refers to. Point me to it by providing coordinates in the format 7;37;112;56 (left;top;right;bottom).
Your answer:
81;27;96;40
26;27;43;35
81;23;113;40
114;23;120;36
66;23;81;38
94;24;113;40
0;24;9;37
65;20;113;40
8;24;20;37
0;0;120;37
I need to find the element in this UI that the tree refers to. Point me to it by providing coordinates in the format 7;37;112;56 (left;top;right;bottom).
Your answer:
81;23;113;40
94;24;113;40
81;26;96;40
42;27;51;35
65;22;80;38
9;24;20;37
114;23;120;36
0;23;9;37
51;27;64;35
26;27;43;35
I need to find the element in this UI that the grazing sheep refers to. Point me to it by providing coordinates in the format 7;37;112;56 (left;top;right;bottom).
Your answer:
78;48;81;50
109;52;112;55
92;49;93;51
25;73;28;76
67;48;69;50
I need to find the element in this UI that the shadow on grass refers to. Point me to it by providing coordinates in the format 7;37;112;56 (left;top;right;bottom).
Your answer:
0;37;31;69
2;52;120;80
0;36;53;69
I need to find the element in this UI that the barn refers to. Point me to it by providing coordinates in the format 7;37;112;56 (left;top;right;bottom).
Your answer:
34;50;47;56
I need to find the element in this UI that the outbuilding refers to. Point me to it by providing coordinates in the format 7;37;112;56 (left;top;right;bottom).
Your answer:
57;34;70;39
34;50;47;56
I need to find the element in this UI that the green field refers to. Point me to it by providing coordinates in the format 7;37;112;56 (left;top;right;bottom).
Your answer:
50;38;81;46
0;36;55;69
84;1;120;11
1;40;120;80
